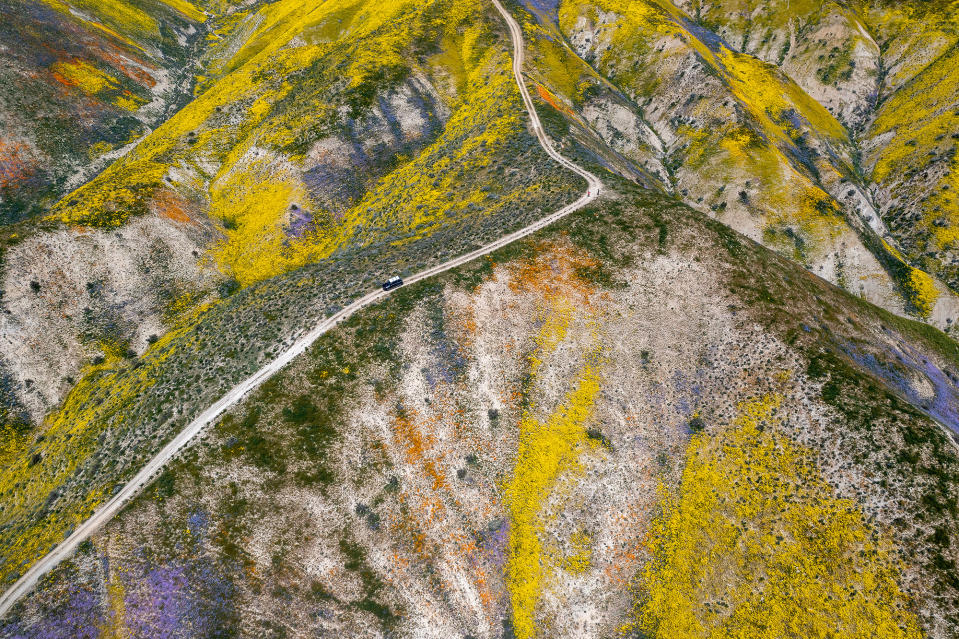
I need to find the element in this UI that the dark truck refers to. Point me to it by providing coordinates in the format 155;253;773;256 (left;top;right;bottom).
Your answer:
382;276;403;291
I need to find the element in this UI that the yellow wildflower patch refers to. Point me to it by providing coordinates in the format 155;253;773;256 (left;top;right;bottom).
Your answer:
87;141;114;159
929;156;959;251
633;394;922;638
905;268;939;320
561;529;593;574
209;160;336;287
159;0;206;22
67;0;159;38
333;51;527;249
505;363;601;639
51;59;118;95
101;568;129;639
113;92;146;112
504;262;604;638
717;46;847;144
528;295;575;376
871;47;959;184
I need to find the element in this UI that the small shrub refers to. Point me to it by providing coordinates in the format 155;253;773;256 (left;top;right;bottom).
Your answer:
688;416;706;433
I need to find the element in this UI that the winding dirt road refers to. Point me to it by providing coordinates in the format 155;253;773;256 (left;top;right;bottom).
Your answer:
0;0;602;619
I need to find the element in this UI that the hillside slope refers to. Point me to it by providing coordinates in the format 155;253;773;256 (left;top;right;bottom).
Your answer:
0;0;219;224
4;183;959;638
3;0;956;426
0;0;578;427
2;0;959;636
516;0;959;330
0;0;581;598
679;0;959;303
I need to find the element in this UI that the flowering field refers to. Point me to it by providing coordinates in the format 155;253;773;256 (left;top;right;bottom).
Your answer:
5;185;959;637
3;0;959;636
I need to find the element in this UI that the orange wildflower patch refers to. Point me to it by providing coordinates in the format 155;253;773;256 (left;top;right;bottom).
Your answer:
97;48;158;88
507;240;597;304
151;189;193;224
535;84;575;116
0;140;36;188
393;407;448;492
50;70;72;88
602;501;647;587
451;301;478;350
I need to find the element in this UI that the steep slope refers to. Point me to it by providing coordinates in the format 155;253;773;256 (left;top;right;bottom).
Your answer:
514;0;959;331
0;0;217;224
3;0;954;438
0;0;577;426
0;0;581;598
672;0;959;317
4;183;959;637
865;33;959;290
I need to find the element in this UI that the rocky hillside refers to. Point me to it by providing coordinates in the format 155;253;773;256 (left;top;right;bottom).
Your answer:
519;0;959;327
5;182;959;638
0;0;220;224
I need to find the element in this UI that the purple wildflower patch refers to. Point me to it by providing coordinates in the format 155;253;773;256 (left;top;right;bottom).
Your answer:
841;335;959;433
0;581;103;639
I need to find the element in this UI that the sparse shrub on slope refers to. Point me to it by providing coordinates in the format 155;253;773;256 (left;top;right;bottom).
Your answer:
7;185;959;638
0;0;582;594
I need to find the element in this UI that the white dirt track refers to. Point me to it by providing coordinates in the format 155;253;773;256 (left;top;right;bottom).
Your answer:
0;0;602;618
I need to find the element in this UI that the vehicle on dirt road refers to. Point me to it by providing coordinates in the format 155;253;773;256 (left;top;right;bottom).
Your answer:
382;276;404;291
